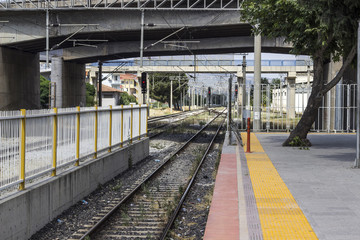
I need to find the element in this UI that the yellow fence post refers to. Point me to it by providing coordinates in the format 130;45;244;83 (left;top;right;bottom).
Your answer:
75;106;80;166
121;105;124;148
109;105;112;152
19;109;26;190
94;105;98;159
130;104;133;144
146;104;149;137
52;108;58;176
139;105;141;140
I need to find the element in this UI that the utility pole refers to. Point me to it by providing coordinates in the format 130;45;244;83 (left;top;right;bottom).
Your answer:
242;55;247;126
183;88;185;111
139;9;145;104
307;64;311;86
188;86;191;111
227;75;232;132
202;87;204;108
195;87;198;108
45;0;50;69
253;32;262;131
170;79;173;113
98;61;103;107
146;73;149;104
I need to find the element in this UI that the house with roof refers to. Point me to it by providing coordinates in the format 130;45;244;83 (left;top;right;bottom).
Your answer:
99;84;124;106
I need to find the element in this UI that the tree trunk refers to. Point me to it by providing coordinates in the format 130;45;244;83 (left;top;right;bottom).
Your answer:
282;45;356;147
282;56;324;146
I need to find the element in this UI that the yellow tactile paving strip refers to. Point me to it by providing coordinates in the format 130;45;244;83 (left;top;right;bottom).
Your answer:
241;133;318;240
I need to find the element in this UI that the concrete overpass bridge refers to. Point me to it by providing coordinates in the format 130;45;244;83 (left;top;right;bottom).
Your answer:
0;2;294;110
86;58;313;83
89;58;312;73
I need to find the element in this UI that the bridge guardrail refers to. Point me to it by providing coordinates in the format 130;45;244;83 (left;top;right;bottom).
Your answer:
0;0;240;10
0;104;148;193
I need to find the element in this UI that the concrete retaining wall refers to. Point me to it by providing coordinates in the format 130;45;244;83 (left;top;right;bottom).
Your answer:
0;138;149;240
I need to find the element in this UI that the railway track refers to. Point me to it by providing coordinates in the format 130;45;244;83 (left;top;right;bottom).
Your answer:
70;109;225;240
147;110;200;123
148;109;206;138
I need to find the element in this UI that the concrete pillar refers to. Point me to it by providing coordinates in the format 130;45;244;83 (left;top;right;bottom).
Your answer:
286;76;296;119
323;59;342;131
51;57;86;108
0;47;40;110
253;33;262;131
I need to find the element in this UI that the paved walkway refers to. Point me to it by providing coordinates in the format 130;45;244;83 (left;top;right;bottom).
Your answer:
204;132;359;240
203;149;240;239
256;133;359;240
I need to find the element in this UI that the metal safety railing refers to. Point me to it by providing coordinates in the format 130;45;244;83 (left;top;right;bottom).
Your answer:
0;104;148;192
0;0;240;10
235;83;357;133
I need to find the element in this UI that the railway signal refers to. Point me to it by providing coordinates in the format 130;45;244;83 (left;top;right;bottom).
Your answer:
141;72;147;94
208;87;211;107
235;84;238;98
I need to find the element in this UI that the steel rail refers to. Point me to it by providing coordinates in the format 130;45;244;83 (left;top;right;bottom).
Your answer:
160;114;225;239
79;108;225;240
148;110;196;122
148;110;205;138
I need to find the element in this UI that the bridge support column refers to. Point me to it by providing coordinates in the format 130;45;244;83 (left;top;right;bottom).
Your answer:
286;76;296;119
253;33;262;131
51;57;86;108
323;59;342;132
0;47;40;110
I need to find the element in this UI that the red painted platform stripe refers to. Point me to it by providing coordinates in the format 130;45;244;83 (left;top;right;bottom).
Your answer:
203;153;239;240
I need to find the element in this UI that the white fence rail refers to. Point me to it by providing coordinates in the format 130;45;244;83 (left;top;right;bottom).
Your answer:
0;104;148;192
236;84;357;132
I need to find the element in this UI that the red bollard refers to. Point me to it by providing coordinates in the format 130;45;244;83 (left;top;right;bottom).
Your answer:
246;117;251;153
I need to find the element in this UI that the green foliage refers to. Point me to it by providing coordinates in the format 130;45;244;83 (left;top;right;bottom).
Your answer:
241;0;359;61
119;92;137;105
149;73;189;109
40;75;50;109
250;78;273;107
289;136;310;150
86;83;95;106
272;78;281;85
242;0;360;143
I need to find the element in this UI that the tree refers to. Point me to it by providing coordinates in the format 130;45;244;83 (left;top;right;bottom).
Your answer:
119;92;137;105
86;83;96;106
241;0;360;146
149;73;189;110
40;75;50;109
250;77;272;106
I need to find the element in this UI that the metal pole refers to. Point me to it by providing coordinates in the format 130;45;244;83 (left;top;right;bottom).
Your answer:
45;1;50;69
146;73;149;104
307;65;311;86
98;61;103;107
253;32;262;131
242;55;247;126
183;88;185;111
140;9;145;104
266;84;270;132
227;76;232;131
140;10;144;69
193;55;196;109
170;80;173;113
202;87;204;107
355;21;360;167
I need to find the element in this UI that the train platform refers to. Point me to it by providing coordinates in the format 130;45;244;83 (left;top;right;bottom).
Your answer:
204;132;360;240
